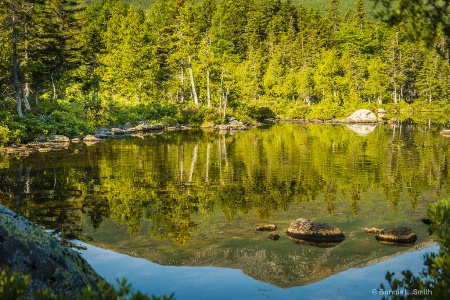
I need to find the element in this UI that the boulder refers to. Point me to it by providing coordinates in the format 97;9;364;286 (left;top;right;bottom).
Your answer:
48;135;70;142
0;204;103;297
34;136;47;143
347;109;378;123
83;135;101;142
122;122;133;130
286;218;345;244
367;226;417;245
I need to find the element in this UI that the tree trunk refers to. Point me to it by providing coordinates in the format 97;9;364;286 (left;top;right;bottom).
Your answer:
180;66;185;103
51;73;57;101
188;59;199;108
20;85;30;111
92;66;98;103
223;88;229;119
12;7;23;117
206;68;211;108
23;17;31;111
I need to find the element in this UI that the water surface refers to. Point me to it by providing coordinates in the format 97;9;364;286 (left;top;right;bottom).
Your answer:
0;122;447;293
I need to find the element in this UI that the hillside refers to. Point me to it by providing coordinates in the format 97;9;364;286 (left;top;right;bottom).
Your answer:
84;0;379;16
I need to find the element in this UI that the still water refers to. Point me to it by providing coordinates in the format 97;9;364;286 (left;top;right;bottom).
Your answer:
0;122;447;297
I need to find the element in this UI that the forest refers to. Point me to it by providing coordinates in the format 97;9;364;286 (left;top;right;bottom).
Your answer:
1;0;450;145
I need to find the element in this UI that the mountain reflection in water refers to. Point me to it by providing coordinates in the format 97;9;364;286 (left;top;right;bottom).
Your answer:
0;122;446;287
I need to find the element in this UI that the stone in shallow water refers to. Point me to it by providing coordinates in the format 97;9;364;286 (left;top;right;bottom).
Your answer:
286;218;345;244
255;224;277;231
268;234;280;241
375;227;417;245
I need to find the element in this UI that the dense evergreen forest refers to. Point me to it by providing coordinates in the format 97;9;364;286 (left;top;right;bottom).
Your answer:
1;0;449;145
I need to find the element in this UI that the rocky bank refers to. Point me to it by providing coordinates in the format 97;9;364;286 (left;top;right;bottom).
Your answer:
0;204;104;297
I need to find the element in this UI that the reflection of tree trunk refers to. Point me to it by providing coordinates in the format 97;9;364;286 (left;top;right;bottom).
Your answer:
53;168;57;192
222;135;228;168
180;145;184;183
205;143;210;184
218;138;223;184
17;163;23;192
24;167;31;194
188;144;198;183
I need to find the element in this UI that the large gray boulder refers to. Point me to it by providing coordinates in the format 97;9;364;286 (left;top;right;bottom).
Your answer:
0;205;103;297
347;109;378;123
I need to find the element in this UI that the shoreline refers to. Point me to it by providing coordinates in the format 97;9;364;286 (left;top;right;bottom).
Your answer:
0;116;386;156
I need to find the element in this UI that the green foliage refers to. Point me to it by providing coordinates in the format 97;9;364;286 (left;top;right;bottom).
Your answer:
199;106;224;125
235;105;276;122
0;267;175;300
381;198;450;299
0;268;30;300
0;126;10;146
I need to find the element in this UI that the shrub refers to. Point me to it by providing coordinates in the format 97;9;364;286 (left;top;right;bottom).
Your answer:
381;198;450;299
0;268;175;300
0;126;9;146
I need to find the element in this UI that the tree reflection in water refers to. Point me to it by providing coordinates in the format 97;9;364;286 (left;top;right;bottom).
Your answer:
0;123;446;258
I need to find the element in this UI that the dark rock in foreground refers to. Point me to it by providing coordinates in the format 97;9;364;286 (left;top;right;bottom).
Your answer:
367;226;417;245
0;204;103;297
286;218;345;245
268;234;280;241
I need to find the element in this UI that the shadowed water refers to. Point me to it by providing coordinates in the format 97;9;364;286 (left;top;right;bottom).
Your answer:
0;122;447;290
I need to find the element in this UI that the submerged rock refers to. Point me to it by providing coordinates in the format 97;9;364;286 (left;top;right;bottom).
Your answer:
286;218;345;244
367;226;417;245
255;224;277;231
0;204;103;297
83;135;101;142
268;234;280;241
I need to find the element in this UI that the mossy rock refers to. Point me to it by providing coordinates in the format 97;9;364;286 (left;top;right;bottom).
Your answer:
0;204;103;297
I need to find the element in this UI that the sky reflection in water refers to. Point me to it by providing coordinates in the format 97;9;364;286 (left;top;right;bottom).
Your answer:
79;241;438;300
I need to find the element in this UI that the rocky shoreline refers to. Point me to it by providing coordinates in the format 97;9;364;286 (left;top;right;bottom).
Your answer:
0;117;272;156
0;110;388;157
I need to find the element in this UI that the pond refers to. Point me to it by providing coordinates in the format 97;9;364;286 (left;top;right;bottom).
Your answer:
0;122;447;297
